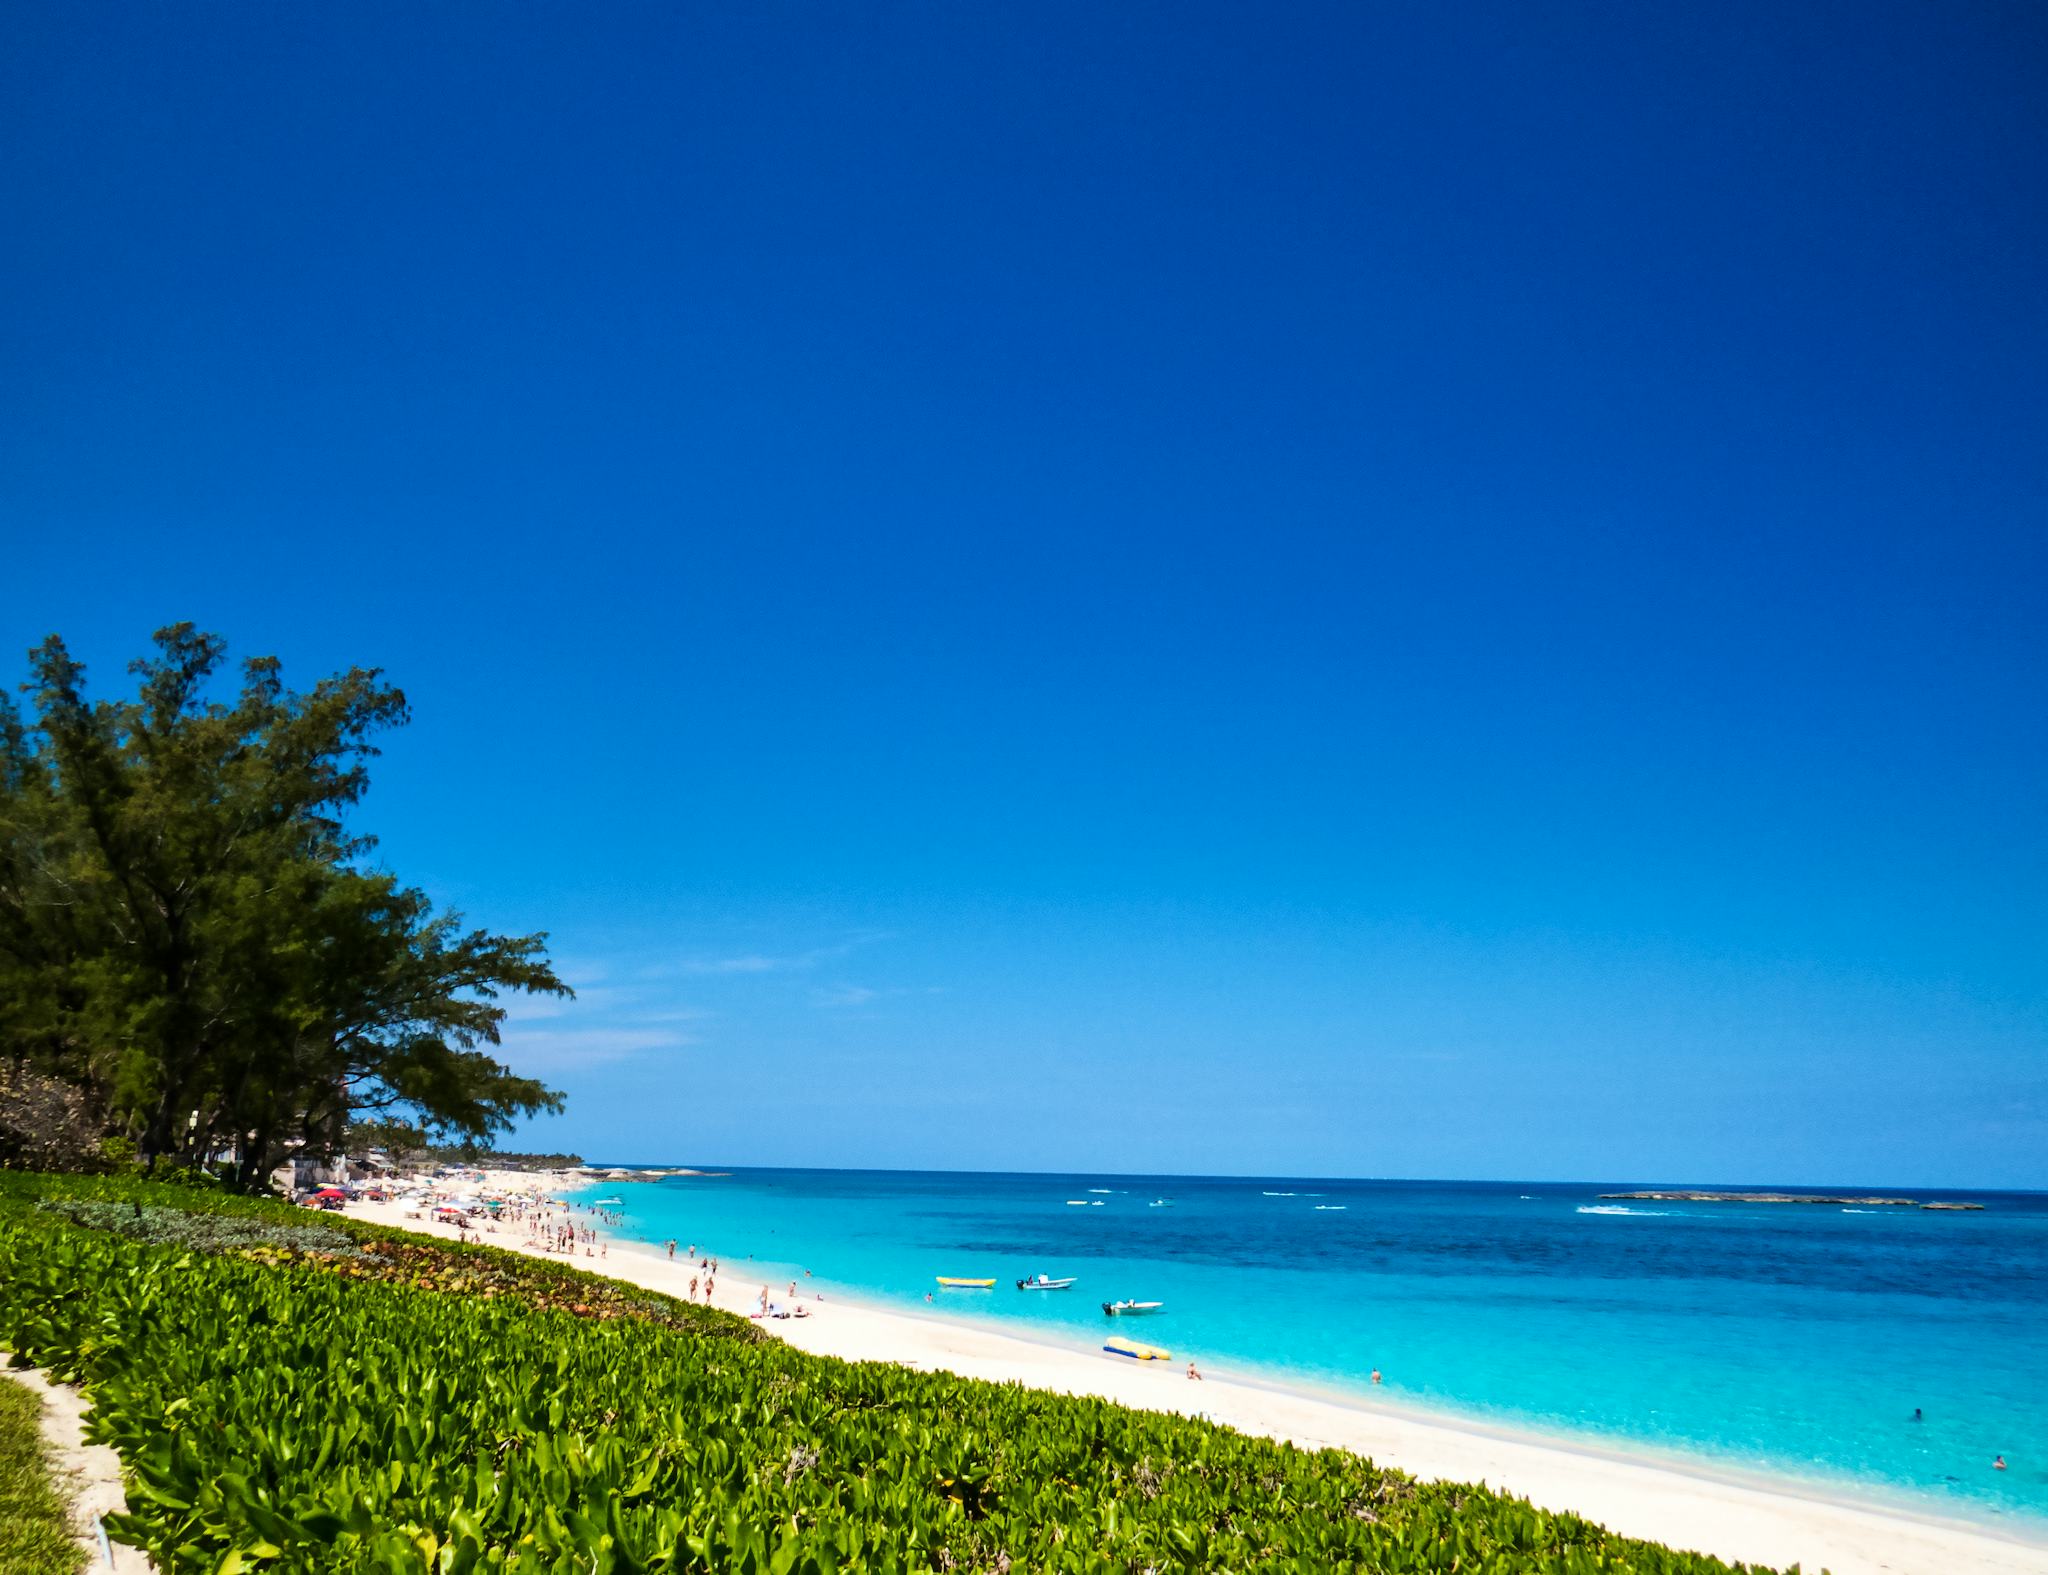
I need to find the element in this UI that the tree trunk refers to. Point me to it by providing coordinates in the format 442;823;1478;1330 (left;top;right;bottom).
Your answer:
232;1123;276;1193
138;1089;177;1173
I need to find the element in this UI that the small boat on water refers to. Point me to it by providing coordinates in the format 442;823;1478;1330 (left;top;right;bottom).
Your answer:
1102;1299;1164;1316
1148;1199;1172;1207
1103;1336;1171;1361
935;1276;996;1288
1015;1274;1077;1290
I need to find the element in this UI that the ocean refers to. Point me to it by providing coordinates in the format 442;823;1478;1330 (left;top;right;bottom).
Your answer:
565;1168;2048;1531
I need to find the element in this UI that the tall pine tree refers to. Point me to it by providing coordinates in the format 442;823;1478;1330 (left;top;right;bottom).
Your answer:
0;625;566;1186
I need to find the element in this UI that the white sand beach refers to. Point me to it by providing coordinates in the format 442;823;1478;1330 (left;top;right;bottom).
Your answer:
351;1173;2048;1575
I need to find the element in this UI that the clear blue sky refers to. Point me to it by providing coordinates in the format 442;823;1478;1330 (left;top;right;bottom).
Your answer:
3;3;2042;1187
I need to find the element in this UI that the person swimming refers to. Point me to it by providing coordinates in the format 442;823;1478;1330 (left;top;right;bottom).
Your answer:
1913;1408;1923;1422
1995;1455;2007;1471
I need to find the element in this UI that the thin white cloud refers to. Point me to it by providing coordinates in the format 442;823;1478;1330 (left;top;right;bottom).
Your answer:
664;932;892;978
811;982;942;1009
502;987;624;1024
814;984;882;1008
502;1025;696;1072
679;954;785;975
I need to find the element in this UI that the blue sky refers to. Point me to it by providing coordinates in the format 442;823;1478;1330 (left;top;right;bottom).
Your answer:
3;2;2042;1186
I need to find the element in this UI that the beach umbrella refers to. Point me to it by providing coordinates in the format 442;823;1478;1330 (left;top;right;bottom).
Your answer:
313;1187;349;1198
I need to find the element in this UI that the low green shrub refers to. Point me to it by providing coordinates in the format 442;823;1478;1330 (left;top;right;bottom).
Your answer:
0;1171;290;1219
0;1172;748;1340
0;1179;1786;1575
36;1201;364;1258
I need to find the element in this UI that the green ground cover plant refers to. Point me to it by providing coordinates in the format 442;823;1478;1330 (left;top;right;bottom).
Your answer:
0;1176;1787;1575
0;1371;86;1575
0;1173;750;1340
36;1199;366;1257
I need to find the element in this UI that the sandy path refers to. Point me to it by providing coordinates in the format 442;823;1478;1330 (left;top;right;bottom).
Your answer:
349;1177;2048;1575
7;1364;151;1573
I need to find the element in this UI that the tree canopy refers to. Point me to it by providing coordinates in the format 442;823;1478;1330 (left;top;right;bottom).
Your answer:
0;625;567;1187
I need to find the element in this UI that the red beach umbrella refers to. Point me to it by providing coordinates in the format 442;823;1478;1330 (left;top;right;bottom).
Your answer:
313;1187;349;1199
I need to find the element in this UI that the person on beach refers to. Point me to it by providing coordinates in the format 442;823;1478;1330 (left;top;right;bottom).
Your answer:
1186;1362;1203;1381
667;1240;676;1259
789;1281;797;1299
1370;1369;1382;1385
759;1286;770;1314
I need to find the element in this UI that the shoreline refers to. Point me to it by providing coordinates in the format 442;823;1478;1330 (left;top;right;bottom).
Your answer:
350;1172;2048;1575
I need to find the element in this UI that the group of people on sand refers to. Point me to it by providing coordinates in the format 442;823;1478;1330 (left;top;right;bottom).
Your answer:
663;1245;719;1303
527;1218;601;1258
755;1276;825;1316
663;1237;720;1294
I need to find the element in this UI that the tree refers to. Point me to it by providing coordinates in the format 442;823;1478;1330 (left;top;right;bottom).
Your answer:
0;624;568;1187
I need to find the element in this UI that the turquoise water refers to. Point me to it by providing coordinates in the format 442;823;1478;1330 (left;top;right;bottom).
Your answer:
569;1168;2048;1532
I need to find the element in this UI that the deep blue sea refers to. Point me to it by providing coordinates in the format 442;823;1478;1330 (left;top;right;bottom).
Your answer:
567;1168;2048;1531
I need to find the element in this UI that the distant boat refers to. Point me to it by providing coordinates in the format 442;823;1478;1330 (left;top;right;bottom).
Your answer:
1090;1200;1105;1206
1148;1199;1172;1207
935;1276;995;1288
1016;1274;1077;1290
1102;1299;1164;1316
1065;1200;1089;1206
591;1197;625;1205
1313;1205;1347;1211
1103;1336;1171;1361
1087;1188;1113;1193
